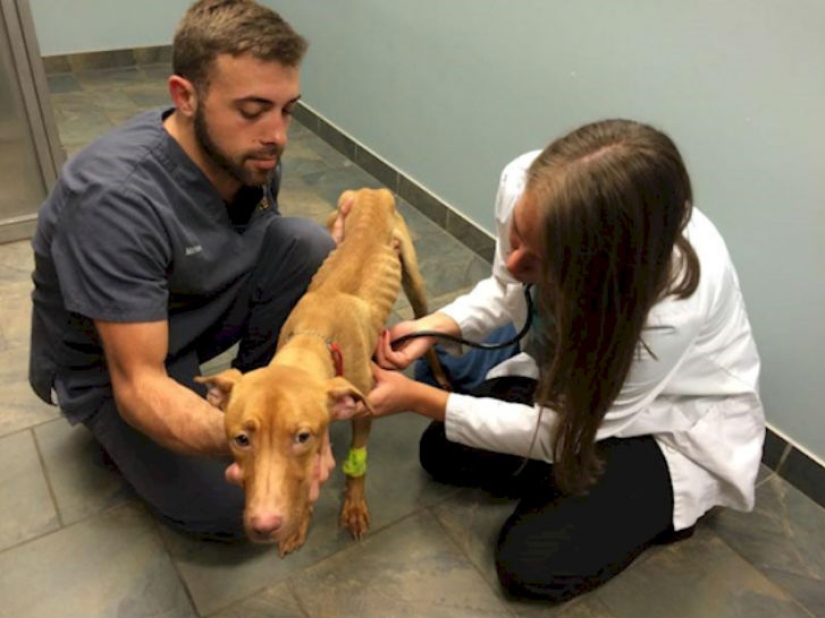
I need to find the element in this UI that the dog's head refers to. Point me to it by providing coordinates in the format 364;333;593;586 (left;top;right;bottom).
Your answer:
197;365;367;549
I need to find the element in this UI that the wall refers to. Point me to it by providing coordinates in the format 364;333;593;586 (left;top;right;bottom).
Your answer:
269;0;824;462
26;0;824;462
28;0;188;56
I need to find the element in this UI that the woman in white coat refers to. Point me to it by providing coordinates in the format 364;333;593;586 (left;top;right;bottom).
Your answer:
368;119;765;602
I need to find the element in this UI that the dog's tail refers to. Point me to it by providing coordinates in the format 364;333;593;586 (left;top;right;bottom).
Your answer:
393;213;452;392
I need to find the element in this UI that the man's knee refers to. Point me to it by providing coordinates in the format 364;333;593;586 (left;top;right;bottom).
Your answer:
152;504;247;543
85;406;247;542
264;216;334;280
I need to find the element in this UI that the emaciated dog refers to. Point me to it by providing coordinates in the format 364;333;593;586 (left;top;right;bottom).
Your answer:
197;187;445;556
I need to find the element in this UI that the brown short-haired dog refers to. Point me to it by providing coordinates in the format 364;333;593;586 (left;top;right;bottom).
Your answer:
198;188;444;556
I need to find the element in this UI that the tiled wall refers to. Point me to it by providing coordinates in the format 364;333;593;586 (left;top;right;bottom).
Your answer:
42;46;825;511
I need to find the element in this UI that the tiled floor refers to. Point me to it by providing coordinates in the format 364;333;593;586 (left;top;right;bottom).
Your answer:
0;65;823;618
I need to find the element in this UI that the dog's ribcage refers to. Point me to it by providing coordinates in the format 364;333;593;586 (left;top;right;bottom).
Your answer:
304;199;402;336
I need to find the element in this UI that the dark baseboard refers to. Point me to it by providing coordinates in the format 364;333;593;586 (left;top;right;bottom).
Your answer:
42;45;172;75
763;428;825;508
293;102;496;264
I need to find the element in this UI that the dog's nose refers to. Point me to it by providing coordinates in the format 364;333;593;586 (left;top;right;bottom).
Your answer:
249;512;284;538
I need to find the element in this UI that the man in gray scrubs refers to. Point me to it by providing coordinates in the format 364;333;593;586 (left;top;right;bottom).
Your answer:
29;0;335;540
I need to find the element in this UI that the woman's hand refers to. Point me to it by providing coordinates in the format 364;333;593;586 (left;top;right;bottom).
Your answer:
368;362;449;422
375;322;435;370
368;362;416;417
375;312;461;370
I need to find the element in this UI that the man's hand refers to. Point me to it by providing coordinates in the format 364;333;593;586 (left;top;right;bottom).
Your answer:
329;194;355;245
225;462;242;485
96;319;229;457
225;428;336;503
310;430;335;501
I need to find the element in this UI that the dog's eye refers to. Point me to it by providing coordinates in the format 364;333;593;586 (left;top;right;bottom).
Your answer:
294;431;312;445
234;433;251;448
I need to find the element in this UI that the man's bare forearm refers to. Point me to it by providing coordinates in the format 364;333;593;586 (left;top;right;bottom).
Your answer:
113;373;230;458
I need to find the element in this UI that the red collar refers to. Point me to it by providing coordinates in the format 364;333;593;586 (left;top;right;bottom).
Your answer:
287;330;344;376
327;341;344;376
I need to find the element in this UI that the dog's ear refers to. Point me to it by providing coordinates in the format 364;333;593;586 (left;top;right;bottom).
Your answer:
325;376;372;420
195;369;243;410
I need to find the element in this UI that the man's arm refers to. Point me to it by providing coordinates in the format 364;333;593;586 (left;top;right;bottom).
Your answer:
95;319;230;458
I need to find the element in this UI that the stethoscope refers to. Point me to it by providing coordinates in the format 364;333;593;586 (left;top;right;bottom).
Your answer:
391;284;534;351
391;283;542;474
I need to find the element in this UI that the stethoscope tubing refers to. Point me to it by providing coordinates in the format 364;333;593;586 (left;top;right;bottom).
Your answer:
391;285;534;351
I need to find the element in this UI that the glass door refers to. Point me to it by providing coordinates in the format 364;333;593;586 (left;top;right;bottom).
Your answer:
0;0;63;243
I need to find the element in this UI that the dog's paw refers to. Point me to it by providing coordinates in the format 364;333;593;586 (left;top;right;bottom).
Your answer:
339;499;370;540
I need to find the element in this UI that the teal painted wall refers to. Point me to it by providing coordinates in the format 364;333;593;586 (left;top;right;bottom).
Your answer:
29;0;189;55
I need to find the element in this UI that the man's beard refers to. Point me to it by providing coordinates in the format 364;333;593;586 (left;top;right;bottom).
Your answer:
194;106;282;188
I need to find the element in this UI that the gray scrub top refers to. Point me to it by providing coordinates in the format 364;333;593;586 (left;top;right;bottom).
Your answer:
29;107;280;423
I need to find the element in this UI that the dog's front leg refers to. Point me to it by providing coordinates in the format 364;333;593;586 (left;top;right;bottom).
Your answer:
339;416;372;538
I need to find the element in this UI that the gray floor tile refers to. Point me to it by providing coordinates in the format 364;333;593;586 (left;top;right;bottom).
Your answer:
279;176;337;225
46;73;82;94
87;87;145;126
285;130;355;176
0;279;34;349
122;82;173;110
0;238;34;283
53;111;114;150
300;165;386;207
0;501;196;618
431;488;620;618
139;64;174;83
431;487;518;585
759;568;825;618
507;596;619;618
594;526;811;618
35;419;133;526
0;347;59;438
0;430;59;551
707;474;825;615
416;233;492;299
209;581;305;618
73;66;145;91
161;486;357;616
327;412;459;528
286;509;515;617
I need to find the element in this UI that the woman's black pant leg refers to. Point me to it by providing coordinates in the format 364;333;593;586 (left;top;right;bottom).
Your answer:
494;435;675;602
419;377;546;496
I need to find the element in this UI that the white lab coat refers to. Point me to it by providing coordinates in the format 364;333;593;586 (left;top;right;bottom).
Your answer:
438;151;765;530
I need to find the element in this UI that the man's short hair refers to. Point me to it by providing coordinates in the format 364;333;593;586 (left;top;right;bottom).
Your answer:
173;0;308;92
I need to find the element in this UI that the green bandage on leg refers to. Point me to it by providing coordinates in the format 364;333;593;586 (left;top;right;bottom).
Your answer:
342;446;367;477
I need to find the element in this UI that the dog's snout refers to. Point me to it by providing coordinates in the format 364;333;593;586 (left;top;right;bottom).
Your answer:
249;512;284;539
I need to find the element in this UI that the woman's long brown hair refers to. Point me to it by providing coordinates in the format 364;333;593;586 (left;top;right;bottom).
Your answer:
527;119;699;495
